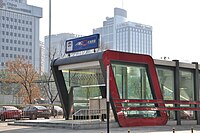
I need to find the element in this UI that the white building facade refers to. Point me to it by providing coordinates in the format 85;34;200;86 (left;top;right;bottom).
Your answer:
93;8;152;55
0;0;42;71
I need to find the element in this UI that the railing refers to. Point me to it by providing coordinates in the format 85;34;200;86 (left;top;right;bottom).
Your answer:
113;99;200;111
72;109;106;120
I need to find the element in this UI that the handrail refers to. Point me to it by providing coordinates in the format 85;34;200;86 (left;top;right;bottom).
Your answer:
113;99;200;105
113;99;200;111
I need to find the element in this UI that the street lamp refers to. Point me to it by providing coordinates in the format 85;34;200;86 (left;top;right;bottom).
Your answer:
48;0;51;73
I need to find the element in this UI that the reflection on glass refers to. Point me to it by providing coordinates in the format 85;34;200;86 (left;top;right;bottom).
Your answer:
156;68;174;100
179;70;194;120
179;70;194;101
112;62;158;118
62;68;104;111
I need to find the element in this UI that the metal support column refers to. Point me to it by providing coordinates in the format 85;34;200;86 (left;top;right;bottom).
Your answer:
173;60;181;125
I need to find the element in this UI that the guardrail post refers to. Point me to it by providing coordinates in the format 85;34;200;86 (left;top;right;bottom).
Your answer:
128;128;130;133
191;127;193;133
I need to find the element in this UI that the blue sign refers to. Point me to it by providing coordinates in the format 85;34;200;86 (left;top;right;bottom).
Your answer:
65;34;100;54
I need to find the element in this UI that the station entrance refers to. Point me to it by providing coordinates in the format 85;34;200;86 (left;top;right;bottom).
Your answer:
52;50;200;127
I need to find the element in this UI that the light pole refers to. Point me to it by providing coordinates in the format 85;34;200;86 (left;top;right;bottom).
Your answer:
48;0;51;73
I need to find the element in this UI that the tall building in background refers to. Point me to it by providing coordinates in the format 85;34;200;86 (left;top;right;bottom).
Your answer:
0;0;42;70
93;8;152;55
44;33;83;73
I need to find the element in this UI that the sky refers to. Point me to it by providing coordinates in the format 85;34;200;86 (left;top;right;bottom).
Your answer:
27;0;200;62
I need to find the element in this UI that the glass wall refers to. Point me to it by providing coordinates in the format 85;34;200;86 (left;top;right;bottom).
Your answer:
156;67;175;119
156;68;174;100
111;61;157;118
179;69;194;120
62;68;104;111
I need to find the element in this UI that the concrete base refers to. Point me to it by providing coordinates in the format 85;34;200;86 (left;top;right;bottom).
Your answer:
8;119;119;129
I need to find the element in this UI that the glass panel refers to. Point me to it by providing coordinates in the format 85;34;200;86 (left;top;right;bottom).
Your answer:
112;61;158;118
62;68;104;91
156;68;174;100
73;86;101;111
179;70;194;101
62;67;105;112
179;70;194;120
112;63;153;100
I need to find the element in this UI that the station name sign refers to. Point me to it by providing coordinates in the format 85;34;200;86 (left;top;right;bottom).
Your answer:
65;34;100;54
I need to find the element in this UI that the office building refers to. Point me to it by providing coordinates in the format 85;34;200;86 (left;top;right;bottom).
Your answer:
0;0;42;71
93;8;152;55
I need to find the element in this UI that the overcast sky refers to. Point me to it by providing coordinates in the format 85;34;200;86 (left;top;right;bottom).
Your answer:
27;0;200;62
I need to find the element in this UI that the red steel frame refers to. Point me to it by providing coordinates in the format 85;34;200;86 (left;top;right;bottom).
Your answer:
102;50;168;127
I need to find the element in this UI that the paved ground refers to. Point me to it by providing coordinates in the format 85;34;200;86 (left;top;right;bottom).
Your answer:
1;120;200;133
1;123;200;133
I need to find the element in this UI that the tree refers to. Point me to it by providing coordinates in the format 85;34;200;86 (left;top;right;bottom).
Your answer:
3;58;40;104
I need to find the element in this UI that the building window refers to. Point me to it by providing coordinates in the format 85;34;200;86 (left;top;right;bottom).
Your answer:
10;54;13;58
6;46;9;50
2;16;5;20
1;62;4;66
2;38;5;42
6;54;8;57
14;47;17;51
18;48;21;51
2;53;4;57
29;56;32;59
2;46;4;50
